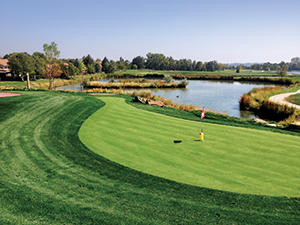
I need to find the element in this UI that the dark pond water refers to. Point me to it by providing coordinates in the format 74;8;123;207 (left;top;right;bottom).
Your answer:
57;80;274;119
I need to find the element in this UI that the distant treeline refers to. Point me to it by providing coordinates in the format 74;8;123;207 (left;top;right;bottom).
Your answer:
3;50;300;81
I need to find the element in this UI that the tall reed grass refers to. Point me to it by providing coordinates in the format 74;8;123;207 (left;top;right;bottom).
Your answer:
87;80;186;89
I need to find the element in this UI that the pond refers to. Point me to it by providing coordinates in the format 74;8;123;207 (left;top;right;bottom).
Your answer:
289;71;300;75
57;80;274;119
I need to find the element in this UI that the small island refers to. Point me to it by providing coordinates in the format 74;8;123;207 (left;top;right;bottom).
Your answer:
86;78;188;89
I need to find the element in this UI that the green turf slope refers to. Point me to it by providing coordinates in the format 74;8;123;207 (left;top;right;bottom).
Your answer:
1;91;299;224
80;97;300;197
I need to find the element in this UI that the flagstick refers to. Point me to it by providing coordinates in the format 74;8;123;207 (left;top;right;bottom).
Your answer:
201;118;204;133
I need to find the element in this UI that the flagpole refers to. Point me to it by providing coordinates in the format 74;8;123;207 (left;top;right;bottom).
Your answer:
200;107;205;133
199;107;205;141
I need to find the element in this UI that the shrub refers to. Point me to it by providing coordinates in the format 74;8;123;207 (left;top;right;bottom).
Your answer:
180;78;189;86
239;93;251;110
164;75;173;83
82;77;90;88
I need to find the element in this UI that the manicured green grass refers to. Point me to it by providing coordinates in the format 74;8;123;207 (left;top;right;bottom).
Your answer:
286;93;300;105
1;91;300;224
0;79;51;87
80;97;300;197
0;81;27;87
290;76;300;83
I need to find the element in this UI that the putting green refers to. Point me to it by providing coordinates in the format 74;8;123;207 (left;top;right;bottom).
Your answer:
79;97;300;197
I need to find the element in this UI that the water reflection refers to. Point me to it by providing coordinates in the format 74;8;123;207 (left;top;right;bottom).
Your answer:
57;80;273;119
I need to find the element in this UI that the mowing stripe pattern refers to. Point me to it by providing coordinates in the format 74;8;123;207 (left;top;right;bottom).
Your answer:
80;97;300;197
0;92;299;224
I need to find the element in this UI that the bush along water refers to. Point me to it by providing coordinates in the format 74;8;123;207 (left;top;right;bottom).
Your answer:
240;85;300;125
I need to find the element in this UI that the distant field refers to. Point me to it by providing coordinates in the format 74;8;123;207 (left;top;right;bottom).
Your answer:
80;97;300;197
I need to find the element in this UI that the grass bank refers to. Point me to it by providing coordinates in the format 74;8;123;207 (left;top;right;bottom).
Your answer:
240;85;300;125
286;93;300;105
1;90;300;224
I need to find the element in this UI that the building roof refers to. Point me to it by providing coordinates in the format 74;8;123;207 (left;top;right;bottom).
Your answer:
0;59;10;73
0;59;9;67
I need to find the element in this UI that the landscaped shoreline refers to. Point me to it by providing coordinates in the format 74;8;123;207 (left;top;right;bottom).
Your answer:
240;85;300;125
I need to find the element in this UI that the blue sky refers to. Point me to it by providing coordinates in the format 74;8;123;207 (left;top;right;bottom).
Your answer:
1;0;299;63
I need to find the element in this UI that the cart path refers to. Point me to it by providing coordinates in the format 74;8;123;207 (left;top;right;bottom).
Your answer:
269;89;300;109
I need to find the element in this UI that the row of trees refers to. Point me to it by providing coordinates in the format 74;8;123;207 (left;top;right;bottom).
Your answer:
3;42;300;89
249;57;300;71
131;53;225;72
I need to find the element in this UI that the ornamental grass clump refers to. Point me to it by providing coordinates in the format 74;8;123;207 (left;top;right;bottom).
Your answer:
180;78;189;86
138;91;153;99
163;98;173;106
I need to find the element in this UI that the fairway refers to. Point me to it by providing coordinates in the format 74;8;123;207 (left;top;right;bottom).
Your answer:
80;97;300;197
1;91;300;224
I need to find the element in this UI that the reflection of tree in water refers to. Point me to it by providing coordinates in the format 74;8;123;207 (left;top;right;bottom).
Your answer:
239;110;257;120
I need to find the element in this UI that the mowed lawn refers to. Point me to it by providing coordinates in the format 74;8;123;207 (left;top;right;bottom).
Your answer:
80;97;300;197
1;91;300;224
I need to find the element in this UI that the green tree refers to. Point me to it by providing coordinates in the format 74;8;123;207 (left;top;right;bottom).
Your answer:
8;52;34;88
195;61;204;71
78;61;87;74
206;60;220;71
131;56;145;69
146;53;167;70
291;57;300;63
82;54;95;67
101;57;109;72
102;62;114;74
32;52;46;77
110;60;117;71
95;63;101;73
87;64;95;74
167;56;176;70
192;60;197;71
277;61;288;77
43;42;61;90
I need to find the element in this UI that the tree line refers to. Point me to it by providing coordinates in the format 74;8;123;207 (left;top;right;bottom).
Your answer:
3;42;300;86
249;57;300;71
131;53;226;72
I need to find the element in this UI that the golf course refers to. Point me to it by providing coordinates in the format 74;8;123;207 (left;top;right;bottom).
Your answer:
1;90;300;224
80;97;300;197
